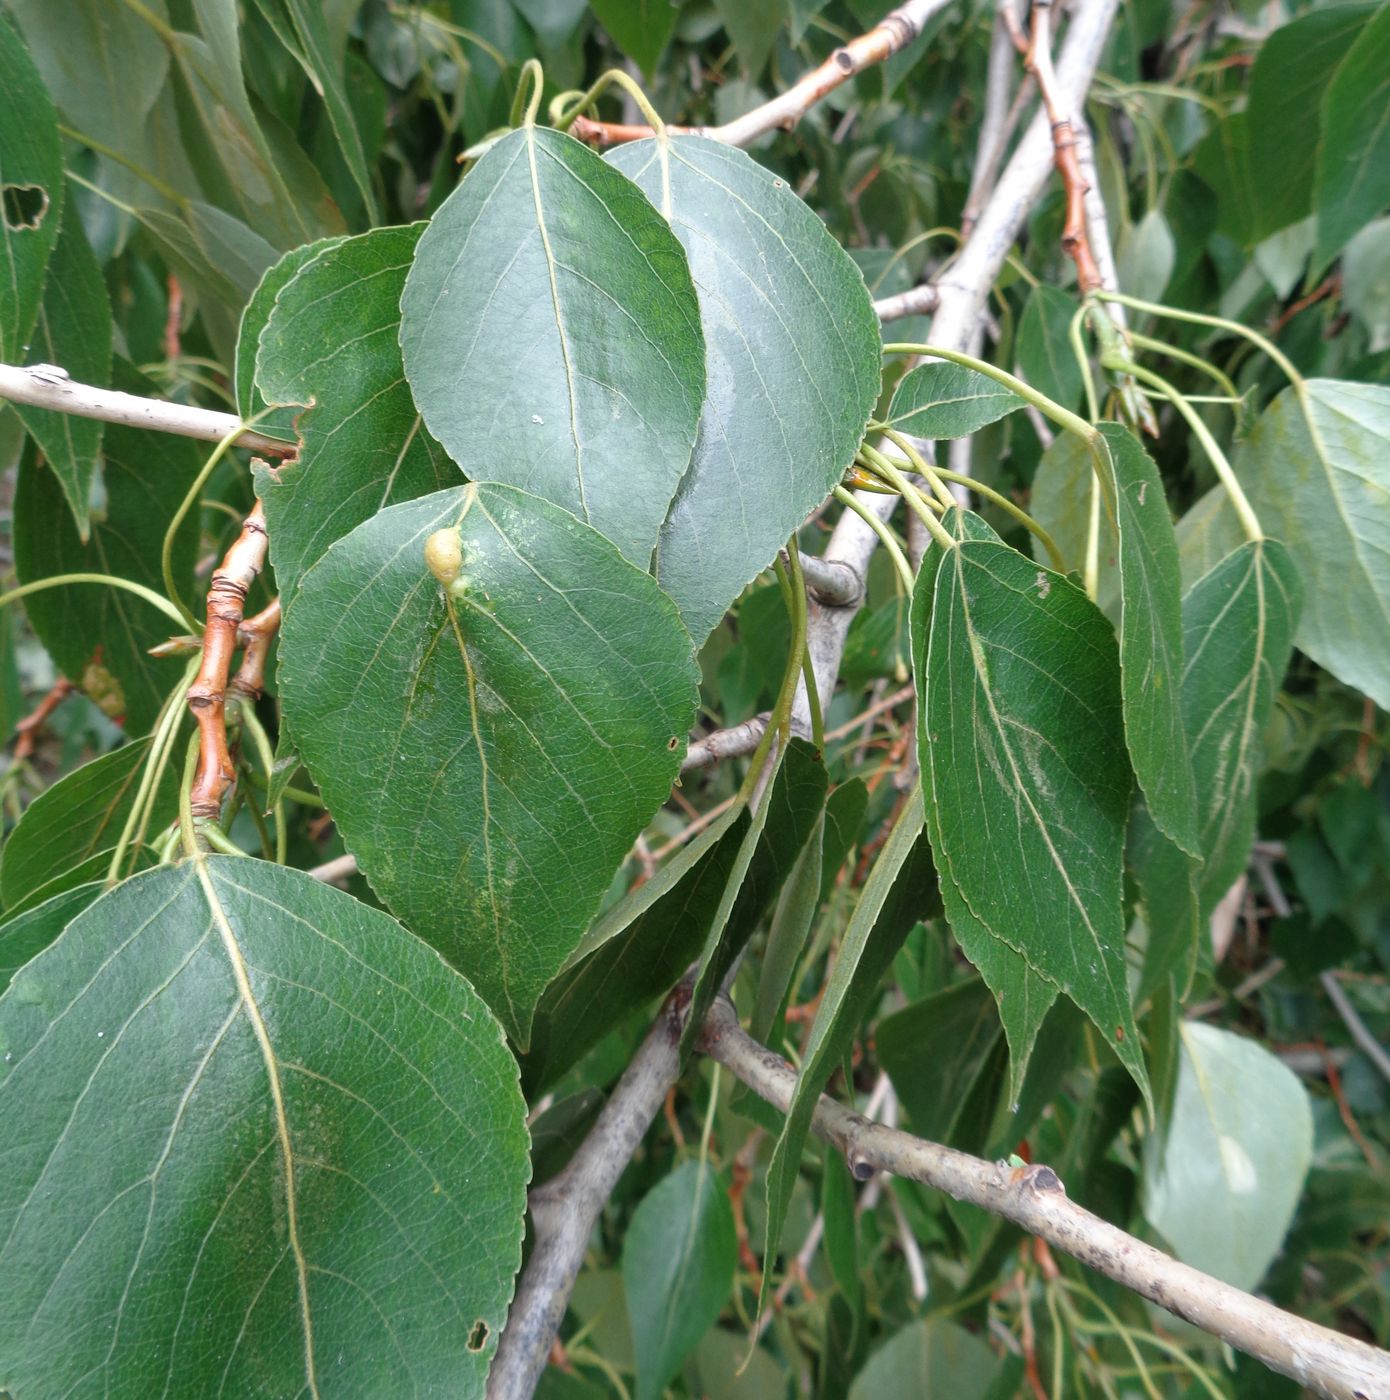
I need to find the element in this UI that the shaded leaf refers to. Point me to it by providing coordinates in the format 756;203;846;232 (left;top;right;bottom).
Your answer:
1245;3;1373;241
761;801;939;1310
848;1317;1003;1400
713;0;786;75
401;126;705;566
1115;209;1175;305
13;192;111;538
1017;284;1083;412
623;1161;736;1400
279;483;699;1046
0;737;179;910
0;858;529;1395
253;225;455;602
1096;423;1198;855
591;0;677;78
13;361;202;735
1233;380;1385;705
0;13;63;362
1313;3;1390;270
752;807;824;1041
0;881;100;993
1174;484;1242;591
919;524;1147;1103
608;137;881;641
234;235;346;444
1143;1022;1312;1291
885;361;1025;440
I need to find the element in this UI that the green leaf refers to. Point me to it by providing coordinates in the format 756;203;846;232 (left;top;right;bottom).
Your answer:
0;13;63;363
1016;284;1083;412
884;362;1026;440
1029;431;1117;599
234;235;347;444
623;1160;736;1400
1191;111;1256;247
1246;4;1373;242
918;511;1057;1096
1129;801;1201;1003
821;1148;859;1304
1096;423;1198;856
1115;209;1175;305
400;126;705;567
1343;215;1390;353
253;225;455;602
522;807;751;1095
12;190;112;538
848;1318;1004;1400
590;0;677;77
277;0;380;223
1233;380;1386;706
1174;484;1243;591
13;361;202;735
918;526;1147;1105
0;858;529;1394
760;801;938;1311
607;137;881;642
0;737;179;910
279;483;699;1046
0;881;100;993
1142;1022;1312;1291
751;807;824;1042
1313;2;1390;270
713;0;787;76
1182;540;1302;914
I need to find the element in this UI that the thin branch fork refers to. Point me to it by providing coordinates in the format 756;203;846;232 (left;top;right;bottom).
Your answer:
9;675;75;763
187;500;269;821
699;996;1390;1400
573;0;954;150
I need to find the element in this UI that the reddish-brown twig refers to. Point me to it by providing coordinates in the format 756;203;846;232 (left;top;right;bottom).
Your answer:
9;674;75;763
187;499;269;820
1025;0;1102;293
570;0;950;150
229;597;281;704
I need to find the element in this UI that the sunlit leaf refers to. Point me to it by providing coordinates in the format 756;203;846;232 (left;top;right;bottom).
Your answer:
884;361;1025;439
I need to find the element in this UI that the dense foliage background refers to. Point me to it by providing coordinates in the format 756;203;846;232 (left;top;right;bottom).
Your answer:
0;1;1387;1397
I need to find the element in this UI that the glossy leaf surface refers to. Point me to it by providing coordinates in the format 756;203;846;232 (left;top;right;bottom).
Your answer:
401;126;705;566
608;136;881;641
0;858;530;1396
1235;380;1389;707
1143;1022;1312;1291
279;484;699;1045
254;225;455;602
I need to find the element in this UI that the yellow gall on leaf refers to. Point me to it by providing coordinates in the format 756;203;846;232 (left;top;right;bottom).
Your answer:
424;527;464;587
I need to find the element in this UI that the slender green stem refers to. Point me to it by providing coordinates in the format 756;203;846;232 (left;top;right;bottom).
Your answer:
1105;355;1263;541
177;733;203;859
878;428;957;510
553;69;671;217
1127;331;1241;403
697;1063;720;1166
106;656;198;886
863;453;956;552
771;551;809;748
882;342;1094;443
238;702;286;865
511;58;544;127
785;546;823;749
0;574;186;630
1070;303;1100;422
869;451;1066;570
1094;291;1302;390
1084;472;1102;601
200;822;248;858
857;445;944;515
833;487;914;592
161;423;253;632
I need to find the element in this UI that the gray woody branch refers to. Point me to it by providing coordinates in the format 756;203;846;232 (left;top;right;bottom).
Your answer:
699;996;1390;1400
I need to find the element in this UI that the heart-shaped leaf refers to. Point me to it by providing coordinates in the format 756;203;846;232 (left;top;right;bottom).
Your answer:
918;522;1147;1105
885;361;1025;439
607;136;881;641
254;224;456;602
400;126;705;566
279;483;699;1045
0;858;529;1396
